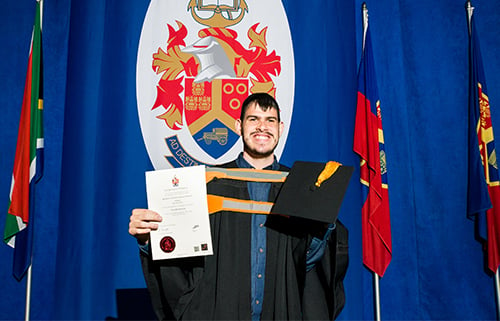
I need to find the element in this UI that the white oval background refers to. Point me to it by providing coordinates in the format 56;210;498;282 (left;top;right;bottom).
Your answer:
137;0;295;169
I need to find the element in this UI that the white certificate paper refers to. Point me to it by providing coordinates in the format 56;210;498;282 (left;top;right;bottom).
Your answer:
146;165;213;260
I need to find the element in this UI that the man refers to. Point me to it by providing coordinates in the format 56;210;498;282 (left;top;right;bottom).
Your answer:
129;93;347;320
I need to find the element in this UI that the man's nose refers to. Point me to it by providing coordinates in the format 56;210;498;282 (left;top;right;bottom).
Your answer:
255;120;266;130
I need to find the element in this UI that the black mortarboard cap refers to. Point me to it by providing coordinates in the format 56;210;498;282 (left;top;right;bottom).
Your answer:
272;161;354;223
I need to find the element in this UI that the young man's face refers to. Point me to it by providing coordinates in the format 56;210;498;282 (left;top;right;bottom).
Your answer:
235;102;284;160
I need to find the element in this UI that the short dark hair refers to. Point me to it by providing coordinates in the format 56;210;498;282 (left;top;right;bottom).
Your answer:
240;92;280;121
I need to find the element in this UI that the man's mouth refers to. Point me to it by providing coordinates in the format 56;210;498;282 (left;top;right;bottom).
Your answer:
252;132;272;141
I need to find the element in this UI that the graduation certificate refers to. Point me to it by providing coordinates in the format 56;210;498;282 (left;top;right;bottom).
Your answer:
146;165;213;260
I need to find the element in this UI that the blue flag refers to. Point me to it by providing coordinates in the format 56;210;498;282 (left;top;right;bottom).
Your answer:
467;8;500;273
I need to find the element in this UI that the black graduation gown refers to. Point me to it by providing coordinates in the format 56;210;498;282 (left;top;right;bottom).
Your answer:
140;161;347;320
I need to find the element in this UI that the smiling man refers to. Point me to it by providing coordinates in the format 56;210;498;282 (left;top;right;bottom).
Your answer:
235;93;284;168
129;93;348;320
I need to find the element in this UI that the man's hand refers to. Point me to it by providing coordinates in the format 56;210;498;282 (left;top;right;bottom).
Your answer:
129;209;162;245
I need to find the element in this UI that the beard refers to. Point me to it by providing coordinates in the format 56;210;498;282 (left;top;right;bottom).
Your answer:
241;129;279;159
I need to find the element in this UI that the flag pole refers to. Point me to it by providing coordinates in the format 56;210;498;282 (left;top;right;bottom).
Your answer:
466;0;473;35
25;264;32;321
23;1;43;320
361;3;382;320
373;273;381;321
494;273;500;321
362;2;368;51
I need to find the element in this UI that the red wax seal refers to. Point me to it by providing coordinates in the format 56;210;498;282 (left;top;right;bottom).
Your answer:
160;236;176;253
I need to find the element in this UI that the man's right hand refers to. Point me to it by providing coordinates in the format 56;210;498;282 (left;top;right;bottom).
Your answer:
129;209;163;245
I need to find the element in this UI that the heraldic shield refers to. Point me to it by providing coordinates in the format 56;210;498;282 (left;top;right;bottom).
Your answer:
136;0;295;169
185;78;248;159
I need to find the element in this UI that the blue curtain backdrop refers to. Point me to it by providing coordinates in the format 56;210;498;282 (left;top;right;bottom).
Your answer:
1;0;499;320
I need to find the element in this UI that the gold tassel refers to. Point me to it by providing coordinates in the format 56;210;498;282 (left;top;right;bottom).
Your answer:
315;161;341;187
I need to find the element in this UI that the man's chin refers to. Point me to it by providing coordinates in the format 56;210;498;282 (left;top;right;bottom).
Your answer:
244;148;275;159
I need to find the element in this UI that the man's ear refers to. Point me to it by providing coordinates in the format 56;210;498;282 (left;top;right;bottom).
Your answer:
279;121;284;138
235;119;242;136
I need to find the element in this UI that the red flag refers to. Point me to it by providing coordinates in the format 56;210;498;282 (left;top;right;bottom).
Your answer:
353;16;392;277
